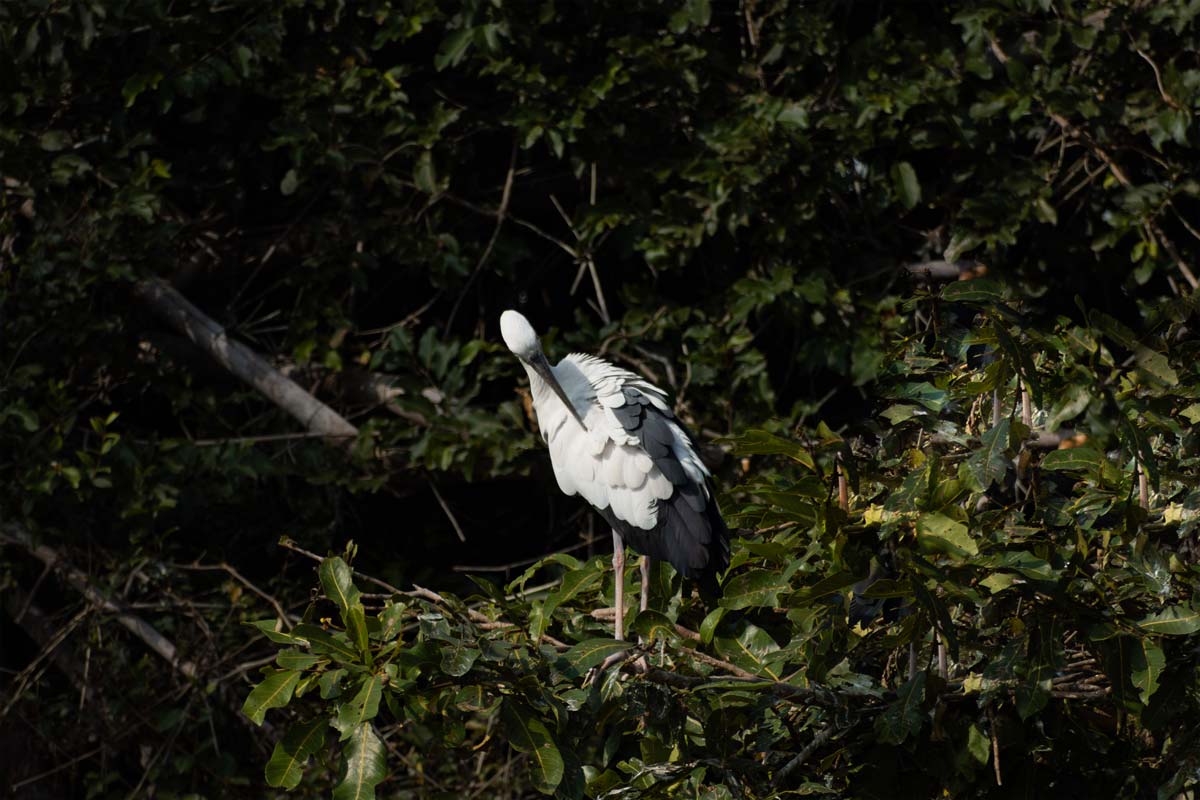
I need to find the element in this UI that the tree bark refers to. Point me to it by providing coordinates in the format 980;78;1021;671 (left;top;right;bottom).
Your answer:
134;278;358;445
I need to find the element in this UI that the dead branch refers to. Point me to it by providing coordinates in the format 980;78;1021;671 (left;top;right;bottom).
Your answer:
0;524;197;679
134;278;359;445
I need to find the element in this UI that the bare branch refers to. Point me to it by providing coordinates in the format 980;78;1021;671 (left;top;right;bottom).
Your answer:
135;278;360;445
1;524;198;680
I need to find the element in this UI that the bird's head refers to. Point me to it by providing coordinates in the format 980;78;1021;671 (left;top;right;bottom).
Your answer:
499;310;542;362
499;309;587;428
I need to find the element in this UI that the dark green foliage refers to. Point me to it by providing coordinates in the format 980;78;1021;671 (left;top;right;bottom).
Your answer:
4;0;1200;797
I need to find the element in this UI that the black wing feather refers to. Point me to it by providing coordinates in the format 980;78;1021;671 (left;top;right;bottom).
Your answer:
598;388;731;589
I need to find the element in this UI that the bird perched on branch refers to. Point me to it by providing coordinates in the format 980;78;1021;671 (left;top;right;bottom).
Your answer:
500;310;730;640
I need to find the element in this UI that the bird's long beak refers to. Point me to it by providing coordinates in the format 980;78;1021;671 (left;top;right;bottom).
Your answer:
530;353;587;429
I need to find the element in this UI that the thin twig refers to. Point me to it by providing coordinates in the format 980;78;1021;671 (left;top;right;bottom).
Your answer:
10;745;105;792
172;561;294;629
1130;38;1181;110
988;705;1002;786
1;525;198;680
277;537;403;595
429;480;467;543
774;725;839;786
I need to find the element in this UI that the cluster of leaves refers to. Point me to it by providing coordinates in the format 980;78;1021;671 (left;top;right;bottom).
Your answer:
249;276;1200;798
5;0;1200;796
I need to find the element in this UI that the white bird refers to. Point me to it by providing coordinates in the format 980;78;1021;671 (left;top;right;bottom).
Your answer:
500;310;729;640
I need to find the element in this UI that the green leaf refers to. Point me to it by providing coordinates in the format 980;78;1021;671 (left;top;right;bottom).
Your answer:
559;638;626;675
276;650;321;670
688;0;712;26
292;623;360;663
966;723;990;765
332;723;388;800
720;429;815;470
265;717;327;789
629;610;680;644
699;607;726;645
787;571;860;605
434;28;474;71
719;568;789;609
884;382;947;412
280;169;299;196
992;320;1041;406
243;669;301;726
414;150;437;193
543;561;603;619
874;672;925;744
501;700;564;794
891;161;921;209
942;278;1004;305
333;675;383;741
248;619;308;646
973;551;1058;582
39;130;71;152
439;638;480;677
1137;605;1200;636
917;513;978;557
966;419;1009;489
321;557;364;614
1040;447;1104;473
1131;638;1164;704
320;558;370;660
713;622;781;678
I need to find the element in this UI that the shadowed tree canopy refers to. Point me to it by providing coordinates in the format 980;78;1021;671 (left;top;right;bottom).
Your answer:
3;1;1200;797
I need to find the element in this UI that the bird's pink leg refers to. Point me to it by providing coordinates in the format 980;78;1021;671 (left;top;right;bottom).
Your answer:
640;556;651;613
612;530;625;641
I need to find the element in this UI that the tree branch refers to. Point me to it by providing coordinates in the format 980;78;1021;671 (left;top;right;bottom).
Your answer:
1;524;198;680
134;278;360;445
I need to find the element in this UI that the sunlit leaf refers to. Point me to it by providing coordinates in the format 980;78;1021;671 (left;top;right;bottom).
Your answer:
265;717;327;789
332;723;387;800
243;670;301;726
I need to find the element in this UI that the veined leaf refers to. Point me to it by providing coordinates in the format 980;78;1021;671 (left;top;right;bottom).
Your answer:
559;638;626;675
247;618;307;646
332;723;387;800
1040;447;1104;474
1131;638;1164;704
333;675;383;741
276;650;322;670
719;429;815;470
292;623;360;663
874;672;925;744
713;622;781;678
501;700;564;794
321;557;364;614
917;513;978;557
719;568;789;610
787;571;860;605
1137;605;1200;636
629;610;680;644
942;278;1003;304
972;551;1059;582
265;717;327;789
243;669;301;726
543;561;603;619
439;638;480;677
966;419;1009;489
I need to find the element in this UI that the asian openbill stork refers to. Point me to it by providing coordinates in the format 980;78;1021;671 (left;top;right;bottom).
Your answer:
500;310;729;641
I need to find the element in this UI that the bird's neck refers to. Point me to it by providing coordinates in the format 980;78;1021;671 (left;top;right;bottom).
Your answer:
522;362;554;409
